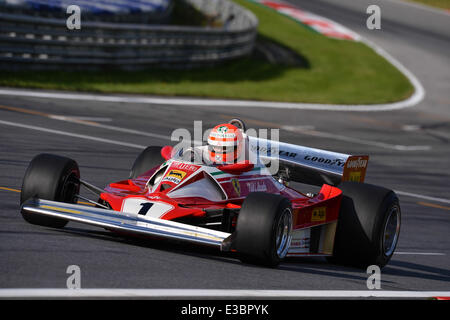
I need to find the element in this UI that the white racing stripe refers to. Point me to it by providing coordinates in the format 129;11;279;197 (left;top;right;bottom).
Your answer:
0;289;448;298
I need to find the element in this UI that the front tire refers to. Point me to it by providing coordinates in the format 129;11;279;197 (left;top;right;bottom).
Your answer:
329;182;401;268
234;192;293;267
20;154;80;228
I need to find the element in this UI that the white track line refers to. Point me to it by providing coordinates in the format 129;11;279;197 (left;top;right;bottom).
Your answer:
0;85;423;112
0;289;449;298
394;190;450;204
59;116;113;122
394;252;446;256
47;114;436;152
0;120;147;150
359;37;425;111
48;115;171;141
384;0;450;16
282;125;431;151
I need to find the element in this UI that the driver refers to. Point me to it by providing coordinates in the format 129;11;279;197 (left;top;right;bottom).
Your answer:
207;123;244;164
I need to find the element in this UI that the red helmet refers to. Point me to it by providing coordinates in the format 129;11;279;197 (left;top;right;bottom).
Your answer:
208;124;243;164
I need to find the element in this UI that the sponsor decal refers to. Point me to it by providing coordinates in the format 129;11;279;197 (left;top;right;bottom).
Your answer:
342;155;369;183
171;162;200;172
346;157;368;169
163;170;187;184
280;150;297;158
246;181;268;192
304;155;346;167
251;145;297;158
217;125;228;133
231;178;241;197
210;131;236;139
291;238;310;249
311;207;326;222
349;171;362;182
147;195;162;200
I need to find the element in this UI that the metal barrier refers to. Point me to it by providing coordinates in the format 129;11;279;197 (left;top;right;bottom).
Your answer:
0;0;258;70
0;0;174;23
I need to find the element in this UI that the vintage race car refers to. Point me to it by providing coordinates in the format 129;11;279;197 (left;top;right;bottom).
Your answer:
20;119;401;268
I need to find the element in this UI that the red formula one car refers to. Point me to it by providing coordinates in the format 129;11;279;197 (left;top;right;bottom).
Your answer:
20;119;401;268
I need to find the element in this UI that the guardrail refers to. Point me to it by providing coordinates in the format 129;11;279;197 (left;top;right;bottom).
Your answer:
0;0;175;23
0;0;258;70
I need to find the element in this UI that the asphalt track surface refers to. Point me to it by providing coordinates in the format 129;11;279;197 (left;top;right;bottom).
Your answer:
0;0;449;292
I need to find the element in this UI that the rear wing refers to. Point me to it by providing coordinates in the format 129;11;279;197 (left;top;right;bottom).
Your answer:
247;136;368;186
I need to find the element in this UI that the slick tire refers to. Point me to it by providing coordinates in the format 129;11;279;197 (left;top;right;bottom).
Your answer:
234;192;293;267
328;182;401;268
20;154;80;228
129;146;164;179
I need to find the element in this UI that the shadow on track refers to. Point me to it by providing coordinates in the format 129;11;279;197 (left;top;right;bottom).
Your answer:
45;225;387;284
383;260;450;283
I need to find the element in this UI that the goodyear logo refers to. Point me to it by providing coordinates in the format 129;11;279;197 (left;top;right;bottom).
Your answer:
346;157;368;169
163;170;186;184
231;178;241;197
311;207;326;222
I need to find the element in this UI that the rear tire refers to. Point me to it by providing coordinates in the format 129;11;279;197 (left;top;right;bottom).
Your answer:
329;182;401;268
20;154;80;228
234;192;293;267
129;146;164;179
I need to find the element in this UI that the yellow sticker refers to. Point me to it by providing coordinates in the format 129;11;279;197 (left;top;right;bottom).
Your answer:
231;178;241;197
41;205;81;215
167;170;186;179
349;171;362;182
311;207;326;222
163;170;187;184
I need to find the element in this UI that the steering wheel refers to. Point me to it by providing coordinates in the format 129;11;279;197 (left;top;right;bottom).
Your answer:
228;118;246;131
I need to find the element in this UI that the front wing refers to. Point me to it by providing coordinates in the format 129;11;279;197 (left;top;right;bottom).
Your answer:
21;198;232;250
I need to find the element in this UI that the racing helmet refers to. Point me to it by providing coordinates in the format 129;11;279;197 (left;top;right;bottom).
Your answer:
207;123;243;164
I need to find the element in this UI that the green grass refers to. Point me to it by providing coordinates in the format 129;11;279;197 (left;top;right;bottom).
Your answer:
406;0;450;10
0;0;414;104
